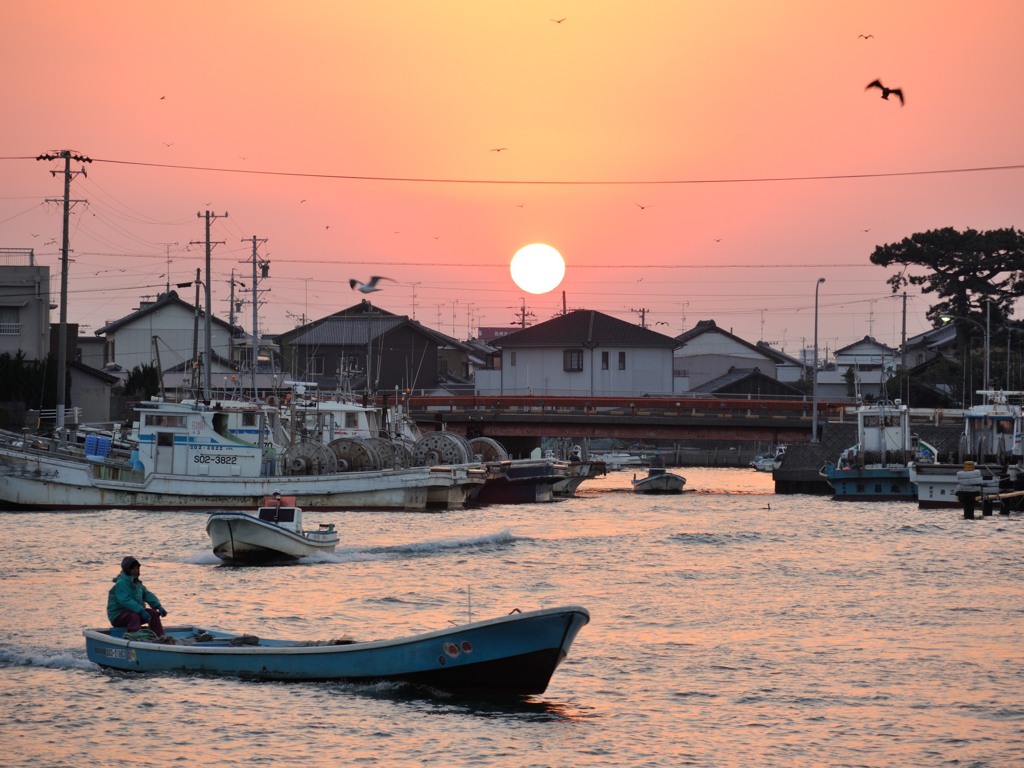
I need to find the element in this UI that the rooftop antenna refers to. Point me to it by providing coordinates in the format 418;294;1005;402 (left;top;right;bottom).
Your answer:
159;242;178;294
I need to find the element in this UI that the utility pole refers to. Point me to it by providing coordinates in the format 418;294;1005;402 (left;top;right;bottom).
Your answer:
244;236;267;396
191;269;201;392
511;299;534;329
37;150;91;438
901;292;908;404
630;307;649;329
192;210;227;399
409;282;421;320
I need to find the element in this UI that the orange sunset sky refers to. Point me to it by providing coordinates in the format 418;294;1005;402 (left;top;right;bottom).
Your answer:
3;1;1023;362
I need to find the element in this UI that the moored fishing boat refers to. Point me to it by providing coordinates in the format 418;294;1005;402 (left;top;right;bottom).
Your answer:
207;493;340;564
821;400;937;501
83;605;590;695
0;399;477;511
552;456;607;497
908;390;1023;508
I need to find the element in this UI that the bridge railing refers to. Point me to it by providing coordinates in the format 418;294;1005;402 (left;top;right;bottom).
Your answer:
404;394;849;419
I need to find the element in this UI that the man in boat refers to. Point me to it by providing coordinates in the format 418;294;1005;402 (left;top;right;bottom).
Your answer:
106;557;168;637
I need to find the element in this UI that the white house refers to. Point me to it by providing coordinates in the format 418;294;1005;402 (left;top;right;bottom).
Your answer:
0;248;50;361
474;309;681;396
673;320;802;391
817;335;898;400
95;290;237;388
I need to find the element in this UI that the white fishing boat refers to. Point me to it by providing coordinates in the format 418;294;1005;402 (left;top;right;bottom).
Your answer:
208;493;339;564
908;391;1024;508
0;399;479;511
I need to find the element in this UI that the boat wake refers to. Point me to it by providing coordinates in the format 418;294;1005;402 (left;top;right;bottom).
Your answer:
185;530;524;566
332;529;523;563
0;644;94;671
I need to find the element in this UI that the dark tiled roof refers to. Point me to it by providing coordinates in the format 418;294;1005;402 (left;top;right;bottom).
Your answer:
689;367;805;396
283;311;471;353
493;309;677;348
289;316;405;346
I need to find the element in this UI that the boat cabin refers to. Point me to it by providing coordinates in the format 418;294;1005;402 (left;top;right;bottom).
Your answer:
133;400;265;478
961;391;1024;463
257;494;303;532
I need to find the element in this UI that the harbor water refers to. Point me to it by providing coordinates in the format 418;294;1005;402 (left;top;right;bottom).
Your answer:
1;468;1021;767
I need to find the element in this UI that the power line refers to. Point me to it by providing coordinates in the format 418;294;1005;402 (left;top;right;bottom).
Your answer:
5;154;1023;186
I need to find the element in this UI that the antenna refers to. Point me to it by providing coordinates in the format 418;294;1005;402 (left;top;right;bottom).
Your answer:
158;242;178;294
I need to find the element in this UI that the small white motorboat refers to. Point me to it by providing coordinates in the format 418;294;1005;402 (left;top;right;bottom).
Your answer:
207;492;339;565
631;456;686;494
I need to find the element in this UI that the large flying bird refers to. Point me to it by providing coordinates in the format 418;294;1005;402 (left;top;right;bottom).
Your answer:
866;79;904;105
349;276;393;293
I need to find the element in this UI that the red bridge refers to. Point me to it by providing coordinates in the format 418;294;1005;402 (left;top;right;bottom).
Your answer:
406;395;846;447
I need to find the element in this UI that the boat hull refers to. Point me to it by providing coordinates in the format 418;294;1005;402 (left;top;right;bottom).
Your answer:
206;512;339;564
825;465;916;501
909;462;1003;508
552;460;607;497
0;443;438;511
83;606;590;695
470;459;567;505
631;475;686;494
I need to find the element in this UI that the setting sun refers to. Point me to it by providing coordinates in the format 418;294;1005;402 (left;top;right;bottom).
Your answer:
510;243;565;294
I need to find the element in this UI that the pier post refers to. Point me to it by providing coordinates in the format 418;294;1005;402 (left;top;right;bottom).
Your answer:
955;461;982;520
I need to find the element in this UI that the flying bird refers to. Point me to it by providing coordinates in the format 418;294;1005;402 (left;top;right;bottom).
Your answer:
350;276;393;293
490;147;508;152
551;18;566;23
866;79;904;105
858;34;874;39
635;203;650;210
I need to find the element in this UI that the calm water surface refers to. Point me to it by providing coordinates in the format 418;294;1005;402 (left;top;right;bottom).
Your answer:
1;468;1021;767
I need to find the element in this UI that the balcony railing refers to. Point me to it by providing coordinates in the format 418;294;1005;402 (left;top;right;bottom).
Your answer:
0;323;22;335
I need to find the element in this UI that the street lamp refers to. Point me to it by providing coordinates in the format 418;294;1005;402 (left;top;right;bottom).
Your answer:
811;277;825;443
177;270;206;397
941;306;990;403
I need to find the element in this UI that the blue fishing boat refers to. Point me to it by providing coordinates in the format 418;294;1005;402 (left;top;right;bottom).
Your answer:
83;605;590;695
821;400;937;501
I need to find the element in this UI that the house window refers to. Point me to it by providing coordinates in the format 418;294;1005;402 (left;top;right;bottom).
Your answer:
510;351;516;366
0;306;19;335
563;349;583;372
308;356;325;375
618;351;626;370
601;351;609;370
